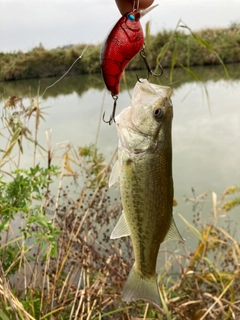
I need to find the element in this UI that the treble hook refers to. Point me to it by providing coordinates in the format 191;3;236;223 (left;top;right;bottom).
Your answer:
102;95;118;125
137;47;164;82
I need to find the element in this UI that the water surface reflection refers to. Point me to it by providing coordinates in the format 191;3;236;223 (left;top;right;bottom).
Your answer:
0;64;239;239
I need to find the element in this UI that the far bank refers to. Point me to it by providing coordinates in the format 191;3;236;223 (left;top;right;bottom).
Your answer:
0;25;239;82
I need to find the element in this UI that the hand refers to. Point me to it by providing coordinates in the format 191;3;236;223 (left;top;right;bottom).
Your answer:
115;0;155;15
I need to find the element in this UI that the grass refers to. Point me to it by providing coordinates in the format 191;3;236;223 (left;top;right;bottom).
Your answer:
0;24;240;318
0;88;240;319
0;24;240;81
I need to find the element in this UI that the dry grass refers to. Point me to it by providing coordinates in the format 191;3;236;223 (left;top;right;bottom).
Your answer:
0;97;239;319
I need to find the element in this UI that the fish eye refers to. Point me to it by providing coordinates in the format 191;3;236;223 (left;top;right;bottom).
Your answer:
127;13;135;21
154;108;164;119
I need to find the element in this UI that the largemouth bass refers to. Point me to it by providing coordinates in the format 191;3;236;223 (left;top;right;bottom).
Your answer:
109;79;183;308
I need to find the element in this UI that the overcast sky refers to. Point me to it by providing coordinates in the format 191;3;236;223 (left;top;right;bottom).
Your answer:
0;0;239;52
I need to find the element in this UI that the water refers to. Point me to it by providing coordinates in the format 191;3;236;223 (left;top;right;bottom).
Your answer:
0;64;240;241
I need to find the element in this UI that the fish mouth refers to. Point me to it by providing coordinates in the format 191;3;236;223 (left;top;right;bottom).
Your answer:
115;79;172;155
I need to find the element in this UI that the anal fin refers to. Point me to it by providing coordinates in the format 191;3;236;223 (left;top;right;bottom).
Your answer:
110;211;130;239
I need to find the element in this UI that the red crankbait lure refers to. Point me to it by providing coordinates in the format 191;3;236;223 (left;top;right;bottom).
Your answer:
100;3;162;125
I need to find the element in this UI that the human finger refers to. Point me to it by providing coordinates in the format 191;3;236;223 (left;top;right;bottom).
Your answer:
115;0;155;15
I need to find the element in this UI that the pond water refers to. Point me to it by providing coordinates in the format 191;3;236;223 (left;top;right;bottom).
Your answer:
0;64;240;243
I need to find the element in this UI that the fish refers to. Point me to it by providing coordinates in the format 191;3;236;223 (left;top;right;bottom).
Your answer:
109;79;183;308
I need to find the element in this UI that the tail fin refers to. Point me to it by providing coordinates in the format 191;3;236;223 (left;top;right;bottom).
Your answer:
122;264;161;308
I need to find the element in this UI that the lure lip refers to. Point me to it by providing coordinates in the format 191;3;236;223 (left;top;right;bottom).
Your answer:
140;4;159;18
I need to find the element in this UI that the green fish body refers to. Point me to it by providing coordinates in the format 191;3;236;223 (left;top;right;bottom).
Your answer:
109;79;182;308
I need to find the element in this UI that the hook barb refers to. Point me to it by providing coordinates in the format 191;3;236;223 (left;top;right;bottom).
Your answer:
102;95;118;125
138;47;163;81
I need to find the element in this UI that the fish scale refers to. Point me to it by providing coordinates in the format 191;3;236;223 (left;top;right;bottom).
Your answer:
121;149;173;277
109;79;184;308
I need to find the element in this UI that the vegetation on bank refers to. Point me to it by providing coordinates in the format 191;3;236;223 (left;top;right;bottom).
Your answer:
0;23;240;81
0;91;240;319
0;22;240;318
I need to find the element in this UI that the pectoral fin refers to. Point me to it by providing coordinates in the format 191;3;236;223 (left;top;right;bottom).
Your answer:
109;160;120;188
164;216;185;242
110;211;130;239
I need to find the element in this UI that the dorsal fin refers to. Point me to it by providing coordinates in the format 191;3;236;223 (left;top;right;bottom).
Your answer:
164;216;185;242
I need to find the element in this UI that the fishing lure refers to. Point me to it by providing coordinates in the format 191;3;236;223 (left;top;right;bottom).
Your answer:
100;1;162;125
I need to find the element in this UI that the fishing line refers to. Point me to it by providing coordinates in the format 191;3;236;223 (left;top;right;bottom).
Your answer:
39;18;119;100
40;44;89;99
